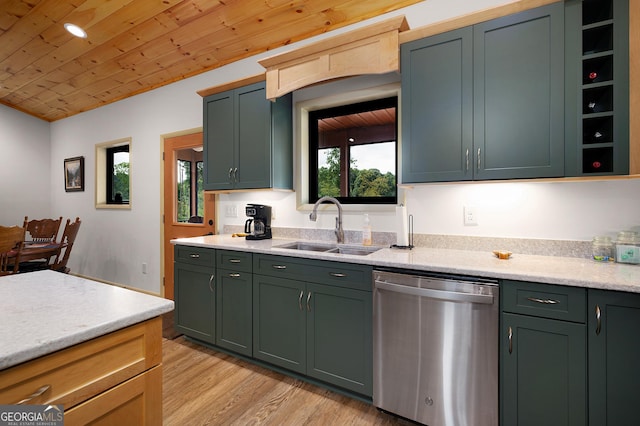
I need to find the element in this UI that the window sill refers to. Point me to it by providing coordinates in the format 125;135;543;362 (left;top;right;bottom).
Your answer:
95;203;131;210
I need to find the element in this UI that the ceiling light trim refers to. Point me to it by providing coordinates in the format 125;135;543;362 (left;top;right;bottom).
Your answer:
64;23;87;39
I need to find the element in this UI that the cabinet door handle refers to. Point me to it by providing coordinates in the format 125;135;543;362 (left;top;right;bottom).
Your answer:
299;290;304;311
272;265;287;270
508;326;513;354
307;292;312;312
595;304;602;335
15;384;50;405
228;259;241;263
209;274;215;293
189;253;200;259
228;168;233;183
233;167;238;183
477;148;481;170
329;272;346;278
465;149;470;172
229;273;240;278
527;297;560;305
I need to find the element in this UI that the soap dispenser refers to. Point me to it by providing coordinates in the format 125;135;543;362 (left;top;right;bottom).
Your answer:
362;214;372;246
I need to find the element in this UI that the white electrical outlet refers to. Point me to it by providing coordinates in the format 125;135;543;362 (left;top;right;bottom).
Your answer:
224;205;238;218
464;205;478;226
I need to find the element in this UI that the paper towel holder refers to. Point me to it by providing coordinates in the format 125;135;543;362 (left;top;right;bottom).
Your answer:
391;214;414;250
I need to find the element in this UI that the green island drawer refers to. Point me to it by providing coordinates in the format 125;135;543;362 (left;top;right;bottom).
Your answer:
254;254;372;291
216;250;252;272
174;245;215;268
502;280;586;323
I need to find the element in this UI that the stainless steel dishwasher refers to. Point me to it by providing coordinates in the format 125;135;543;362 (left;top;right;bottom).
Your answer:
373;269;499;426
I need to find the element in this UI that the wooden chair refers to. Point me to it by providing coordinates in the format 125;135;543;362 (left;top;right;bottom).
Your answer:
23;216;63;243
51;217;81;274
0;226;25;275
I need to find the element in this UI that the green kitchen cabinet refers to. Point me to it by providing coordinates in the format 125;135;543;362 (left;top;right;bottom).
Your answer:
402;2;564;183
252;254;373;396
564;0;629;176
203;81;292;191
215;250;253;356
588;289;640;426
500;280;587;426
174;245;216;344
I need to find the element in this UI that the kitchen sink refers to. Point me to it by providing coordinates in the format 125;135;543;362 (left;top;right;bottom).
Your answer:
275;241;382;256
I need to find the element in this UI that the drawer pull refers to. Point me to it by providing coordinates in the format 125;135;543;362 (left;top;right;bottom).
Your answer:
508;326;513;354
209;274;215;293
299;290;304;311
229;273;241;278
527;297;559;305
272;265;287;270
16;384;50;405
228;259;241;263
189;253;201;259
329;272;347;278
595;304;602;335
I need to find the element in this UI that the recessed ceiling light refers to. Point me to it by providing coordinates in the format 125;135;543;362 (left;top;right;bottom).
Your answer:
64;23;87;39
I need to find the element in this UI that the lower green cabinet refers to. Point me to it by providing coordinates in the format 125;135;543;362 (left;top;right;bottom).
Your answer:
500;280;587;426
253;275;372;396
253;274;306;373
501;313;586;426
588;290;640;426
306;282;372;395
174;246;216;344
216;268;253;356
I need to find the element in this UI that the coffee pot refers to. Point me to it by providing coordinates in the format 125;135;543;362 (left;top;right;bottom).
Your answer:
244;204;272;240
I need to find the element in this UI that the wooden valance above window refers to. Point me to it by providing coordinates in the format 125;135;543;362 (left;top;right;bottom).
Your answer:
258;15;409;100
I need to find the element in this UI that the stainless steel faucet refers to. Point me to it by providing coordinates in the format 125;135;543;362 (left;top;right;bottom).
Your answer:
309;196;344;243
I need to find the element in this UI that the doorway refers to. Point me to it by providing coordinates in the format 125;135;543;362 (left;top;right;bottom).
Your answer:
162;130;215;300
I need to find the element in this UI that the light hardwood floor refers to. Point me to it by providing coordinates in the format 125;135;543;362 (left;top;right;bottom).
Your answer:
162;337;412;425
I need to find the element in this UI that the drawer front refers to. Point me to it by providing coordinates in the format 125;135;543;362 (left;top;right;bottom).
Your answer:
0;317;162;409
502;280;586;323
254;254;372;291
175;245;215;268
217;250;252;273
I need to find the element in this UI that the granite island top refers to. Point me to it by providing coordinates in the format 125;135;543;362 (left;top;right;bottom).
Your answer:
172;234;640;294
0;270;174;370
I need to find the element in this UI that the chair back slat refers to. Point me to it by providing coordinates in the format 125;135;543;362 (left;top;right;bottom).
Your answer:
23;216;63;243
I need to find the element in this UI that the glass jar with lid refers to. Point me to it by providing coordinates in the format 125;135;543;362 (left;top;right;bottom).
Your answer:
592;236;614;262
615;231;640;264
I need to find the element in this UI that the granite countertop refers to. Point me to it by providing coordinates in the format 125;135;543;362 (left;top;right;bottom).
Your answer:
0;270;174;370
172;234;640;294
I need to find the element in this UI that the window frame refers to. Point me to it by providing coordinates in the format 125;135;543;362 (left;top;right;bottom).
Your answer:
308;96;398;205
95;137;132;210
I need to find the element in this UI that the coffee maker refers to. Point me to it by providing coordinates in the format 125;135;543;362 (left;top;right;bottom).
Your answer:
244;204;272;240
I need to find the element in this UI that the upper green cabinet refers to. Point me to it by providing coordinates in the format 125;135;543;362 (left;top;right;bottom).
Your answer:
402;3;565;182
564;0;629;176
203;81;293;191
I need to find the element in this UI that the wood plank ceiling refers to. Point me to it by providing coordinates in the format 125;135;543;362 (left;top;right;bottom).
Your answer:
0;0;421;122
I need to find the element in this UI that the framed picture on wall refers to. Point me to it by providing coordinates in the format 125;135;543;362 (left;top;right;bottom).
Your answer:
64;156;85;192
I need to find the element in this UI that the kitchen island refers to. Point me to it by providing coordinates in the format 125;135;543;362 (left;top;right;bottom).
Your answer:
0;270;174;423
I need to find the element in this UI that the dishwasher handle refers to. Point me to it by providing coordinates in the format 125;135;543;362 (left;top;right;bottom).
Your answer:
374;280;494;304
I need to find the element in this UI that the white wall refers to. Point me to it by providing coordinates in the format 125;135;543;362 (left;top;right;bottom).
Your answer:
2;0;638;294
0;104;51;225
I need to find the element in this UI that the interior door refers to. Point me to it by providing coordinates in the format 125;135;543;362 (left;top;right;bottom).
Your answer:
163;131;215;300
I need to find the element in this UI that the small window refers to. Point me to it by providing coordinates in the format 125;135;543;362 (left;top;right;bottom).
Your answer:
309;97;397;204
95;137;132;209
106;145;129;204
175;148;204;223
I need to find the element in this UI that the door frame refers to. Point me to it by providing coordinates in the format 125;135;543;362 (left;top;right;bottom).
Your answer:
160;127;215;298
